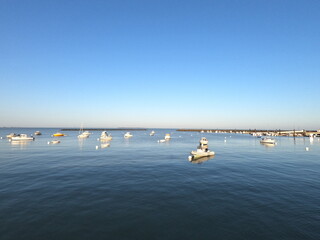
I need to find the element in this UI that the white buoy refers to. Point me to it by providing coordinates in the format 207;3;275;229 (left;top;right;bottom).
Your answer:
306;147;309;151
224;140;227;142
96;146;99;150
47;141;50;144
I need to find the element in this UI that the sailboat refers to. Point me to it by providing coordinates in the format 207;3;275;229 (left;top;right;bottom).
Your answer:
78;124;91;138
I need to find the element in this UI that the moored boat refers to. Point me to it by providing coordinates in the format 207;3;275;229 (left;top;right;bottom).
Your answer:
189;138;215;161
260;138;276;144
150;131;155;136
52;132;66;137
11;134;35;141
200;137;208;145
48;140;60;144
99;131;112;141
34;131;42;135
124;132;133;138
164;134;171;140
6;133;19;139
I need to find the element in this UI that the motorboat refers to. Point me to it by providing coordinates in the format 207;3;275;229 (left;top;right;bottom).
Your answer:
158;139;166;143
78;132;90;138
189;138;215;161
260;138;276;144
124;132;133;138
150;131;155;136
6;133;19;139
200;137;208;145
99;131;112;141
78;124;91;138
48;140;60;144
82;131;91;136
11;134;34;141
52;132;66;137
189;148;215;161
34;131;42;135
164;134;171;140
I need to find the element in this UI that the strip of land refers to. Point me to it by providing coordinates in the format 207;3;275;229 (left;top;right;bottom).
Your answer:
177;129;320;137
61;128;147;131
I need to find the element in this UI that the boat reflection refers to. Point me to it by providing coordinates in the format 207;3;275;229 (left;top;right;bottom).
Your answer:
189;155;214;164
10;140;31;149
100;143;110;149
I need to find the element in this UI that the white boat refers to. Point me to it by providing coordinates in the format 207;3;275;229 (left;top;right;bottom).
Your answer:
260;138;276;144
78;125;91;138
78;132;89;138
189;138;215;161
164;134;171;140
48;140;60;144
34;131;42;135
99;131;113;141
6;133;18;139
150;131;155;136
200;137;208;145
189;148;215;160
11;134;34;141
158;139;166;143
124;132;133;138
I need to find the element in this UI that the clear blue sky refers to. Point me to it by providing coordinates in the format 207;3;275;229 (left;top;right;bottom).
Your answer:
1;0;319;129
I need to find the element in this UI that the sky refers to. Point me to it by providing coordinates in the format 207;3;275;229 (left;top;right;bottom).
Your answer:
0;0;319;129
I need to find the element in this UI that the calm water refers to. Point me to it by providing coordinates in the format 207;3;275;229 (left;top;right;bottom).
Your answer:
1;128;319;240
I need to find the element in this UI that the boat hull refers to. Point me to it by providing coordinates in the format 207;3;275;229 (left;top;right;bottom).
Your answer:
190;151;215;160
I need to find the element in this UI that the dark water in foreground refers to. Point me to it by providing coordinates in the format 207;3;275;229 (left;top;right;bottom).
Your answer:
0;128;319;240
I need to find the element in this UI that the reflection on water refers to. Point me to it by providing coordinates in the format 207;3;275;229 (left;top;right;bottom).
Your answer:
78;138;87;150
10;140;31;150
100;143;110;149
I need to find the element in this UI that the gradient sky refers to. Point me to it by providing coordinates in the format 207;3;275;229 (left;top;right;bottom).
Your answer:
1;0;319;129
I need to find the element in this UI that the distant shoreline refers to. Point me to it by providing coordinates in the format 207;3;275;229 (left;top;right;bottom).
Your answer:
60;128;147;131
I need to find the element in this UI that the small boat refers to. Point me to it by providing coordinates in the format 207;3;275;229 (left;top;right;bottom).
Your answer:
189;148;215;161
78;125;91;138
78;132;90;138
200;137;208;145
150;131;155;136
34;131;42;135
260;138;276;144
164;134;171;140
48;140;60;144
124;132;133;138
189;138;215;161
99;131;112;141
6;133;19;139
11;134;34;141
52;132;66;137
158;139;166;143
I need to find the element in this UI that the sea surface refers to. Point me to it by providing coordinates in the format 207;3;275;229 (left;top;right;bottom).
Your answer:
0;128;319;240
